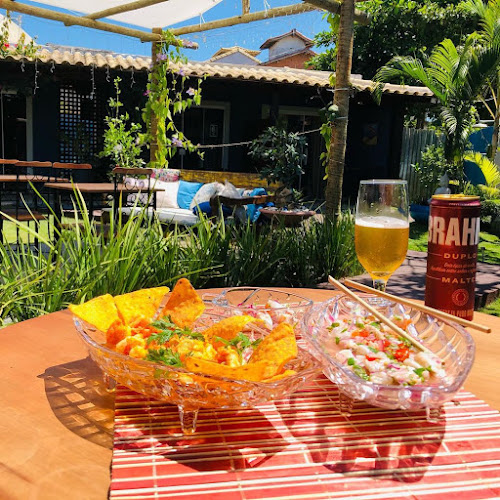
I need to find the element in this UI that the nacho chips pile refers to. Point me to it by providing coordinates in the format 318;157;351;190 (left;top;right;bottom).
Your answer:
70;278;298;383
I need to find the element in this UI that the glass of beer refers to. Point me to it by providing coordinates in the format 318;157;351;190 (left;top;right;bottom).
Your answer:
355;179;409;292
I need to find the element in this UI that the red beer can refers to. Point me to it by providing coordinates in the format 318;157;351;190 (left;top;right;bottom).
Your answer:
425;194;480;320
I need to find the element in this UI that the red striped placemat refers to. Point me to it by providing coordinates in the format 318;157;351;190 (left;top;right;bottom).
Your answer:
110;376;500;500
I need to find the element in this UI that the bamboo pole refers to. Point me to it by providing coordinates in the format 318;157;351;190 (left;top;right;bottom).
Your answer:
0;0;196;46
85;0;171;20
172;4;316;35
305;0;370;24
242;0;250;16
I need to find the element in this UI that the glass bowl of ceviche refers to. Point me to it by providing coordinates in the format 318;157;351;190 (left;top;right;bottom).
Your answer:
205;287;314;334
302;294;475;419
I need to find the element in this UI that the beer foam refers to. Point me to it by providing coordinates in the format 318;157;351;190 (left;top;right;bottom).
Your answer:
356;216;409;229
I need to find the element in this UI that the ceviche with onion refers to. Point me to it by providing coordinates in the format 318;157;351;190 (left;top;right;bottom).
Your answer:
327;315;447;386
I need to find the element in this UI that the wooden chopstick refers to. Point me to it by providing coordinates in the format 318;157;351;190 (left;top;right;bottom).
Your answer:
328;276;433;354
343;279;492;334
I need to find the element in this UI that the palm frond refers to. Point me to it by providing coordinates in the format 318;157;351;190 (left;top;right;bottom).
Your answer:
465;152;500;187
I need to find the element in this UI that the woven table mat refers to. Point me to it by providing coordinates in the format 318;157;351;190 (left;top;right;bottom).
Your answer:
110;375;500;500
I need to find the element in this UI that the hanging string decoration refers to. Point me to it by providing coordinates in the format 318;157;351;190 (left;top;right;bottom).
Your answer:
89;63;95;100
130;67;135;88
142;29;204;169
33;57;39;94
106;65;111;83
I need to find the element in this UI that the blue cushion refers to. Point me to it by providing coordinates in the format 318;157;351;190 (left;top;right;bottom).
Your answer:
177;180;203;210
192;201;232;217
246;187;272;222
192;201;212;216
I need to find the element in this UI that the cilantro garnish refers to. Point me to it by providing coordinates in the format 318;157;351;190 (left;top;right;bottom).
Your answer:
414;367;430;379
148;316;204;345
369;321;381;329
146;347;182;367
335;336;340;345
368;346;379;353
214;332;261;361
328;322;341;330
347;357;369;380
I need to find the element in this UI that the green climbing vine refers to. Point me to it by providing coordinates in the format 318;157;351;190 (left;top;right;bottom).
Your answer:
142;30;203;169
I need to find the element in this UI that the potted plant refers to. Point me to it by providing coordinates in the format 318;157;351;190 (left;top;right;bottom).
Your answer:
248;125;314;225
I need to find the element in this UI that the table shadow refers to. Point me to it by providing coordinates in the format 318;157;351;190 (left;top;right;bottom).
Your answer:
282;389;446;484
38;356;115;449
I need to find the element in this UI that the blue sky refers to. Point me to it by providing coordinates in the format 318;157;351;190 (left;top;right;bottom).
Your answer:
5;1;329;62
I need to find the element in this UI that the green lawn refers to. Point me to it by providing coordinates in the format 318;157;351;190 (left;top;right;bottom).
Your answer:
409;221;500;316
409;221;500;264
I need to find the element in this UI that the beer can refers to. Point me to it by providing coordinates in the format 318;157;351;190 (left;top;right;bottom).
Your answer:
425;194;480;320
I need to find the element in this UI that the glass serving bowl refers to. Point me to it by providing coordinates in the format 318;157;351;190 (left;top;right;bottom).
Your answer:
302;295;475;420
74;302;319;434
204;287;314;335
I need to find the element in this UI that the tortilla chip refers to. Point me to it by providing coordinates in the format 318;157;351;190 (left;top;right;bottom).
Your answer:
262;369;297;382
69;294;120;333
114;286;169;325
203;315;256;345
106;319;131;346
248;323;298;375
185;357;267;382
159;278;205;327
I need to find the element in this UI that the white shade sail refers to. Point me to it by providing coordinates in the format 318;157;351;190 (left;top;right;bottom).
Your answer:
30;0;223;29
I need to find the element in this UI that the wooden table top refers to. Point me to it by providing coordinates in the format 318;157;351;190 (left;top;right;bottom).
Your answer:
44;182;162;194
1;288;498;500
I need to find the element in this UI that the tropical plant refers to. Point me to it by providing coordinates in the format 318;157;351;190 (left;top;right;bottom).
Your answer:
463;0;500;160
248;125;307;198
142;30;203;169
310;0;478;80
99;77;145;169
373;34;500;178
0;191;361;325
412;144;454;201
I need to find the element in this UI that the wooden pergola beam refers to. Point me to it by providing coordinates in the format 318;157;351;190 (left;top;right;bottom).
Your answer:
0;0;197;46
85;0;170;21
171;1;369;35
242;0;250;16
305;0;369;24
171;4;316;35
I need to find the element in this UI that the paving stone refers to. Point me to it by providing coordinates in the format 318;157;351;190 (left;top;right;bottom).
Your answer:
319;251;500;309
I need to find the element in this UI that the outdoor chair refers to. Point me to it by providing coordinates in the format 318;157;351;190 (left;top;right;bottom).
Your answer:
0;160;52;247
50;162;95;220
109;167;156;222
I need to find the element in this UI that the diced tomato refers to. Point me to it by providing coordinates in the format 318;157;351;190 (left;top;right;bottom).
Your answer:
394;344;410;362
352;329;369;338
378;339;391;351
366;356;377;362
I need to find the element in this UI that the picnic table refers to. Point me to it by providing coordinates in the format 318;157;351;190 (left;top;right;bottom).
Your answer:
1;288;499;500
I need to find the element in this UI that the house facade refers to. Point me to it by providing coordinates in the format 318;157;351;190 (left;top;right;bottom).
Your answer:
259;29;316;69
0;46;432;200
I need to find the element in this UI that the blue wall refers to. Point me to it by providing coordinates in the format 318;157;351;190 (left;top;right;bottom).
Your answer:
464;126;494;185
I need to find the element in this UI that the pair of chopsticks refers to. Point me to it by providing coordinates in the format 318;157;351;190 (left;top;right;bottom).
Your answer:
342;278;491;334
328;276;432;354
328;276;491;355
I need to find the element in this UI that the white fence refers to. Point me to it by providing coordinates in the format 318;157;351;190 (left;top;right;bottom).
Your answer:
399;128;441;202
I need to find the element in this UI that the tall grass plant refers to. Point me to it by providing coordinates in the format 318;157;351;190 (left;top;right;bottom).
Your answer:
0;191;361;325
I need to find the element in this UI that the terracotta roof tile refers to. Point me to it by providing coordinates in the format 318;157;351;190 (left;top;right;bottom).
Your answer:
1;48;433;97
